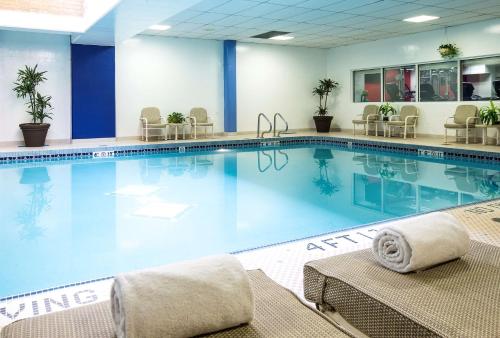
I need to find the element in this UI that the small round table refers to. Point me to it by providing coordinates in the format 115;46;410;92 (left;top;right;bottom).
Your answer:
167;123;189;141
476;124;500;145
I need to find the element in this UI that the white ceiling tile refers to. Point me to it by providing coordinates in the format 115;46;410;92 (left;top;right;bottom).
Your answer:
187;12;228;24
209;0;260;15
214;15;253;26
297;0;346;10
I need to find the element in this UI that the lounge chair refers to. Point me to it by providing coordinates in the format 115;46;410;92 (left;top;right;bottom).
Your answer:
304;240;500;338
352;105;379;136
1;270;354;338
189;107;215;139
444;105;479;144
386;105;419;139
140;107;167;142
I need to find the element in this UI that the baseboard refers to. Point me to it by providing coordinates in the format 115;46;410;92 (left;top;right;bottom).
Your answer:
0;139;71;147
71;137;117;144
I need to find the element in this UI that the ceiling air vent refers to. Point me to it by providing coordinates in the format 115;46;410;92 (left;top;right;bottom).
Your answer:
251;31;291;39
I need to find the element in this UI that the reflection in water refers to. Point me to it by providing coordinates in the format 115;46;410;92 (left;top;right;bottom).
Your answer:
257;150;289;172
139;155;216;181
313;148;340;197
17;167;51;240
353;153;500;216
190;156;214;179
479;175;500;198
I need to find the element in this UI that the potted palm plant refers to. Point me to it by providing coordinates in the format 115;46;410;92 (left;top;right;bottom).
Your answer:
379;102;396;121
13;65;53;147
312;78;339;132
479;100;500;125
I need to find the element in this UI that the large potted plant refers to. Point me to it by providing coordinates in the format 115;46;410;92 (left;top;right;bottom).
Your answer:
13;65;53;147
312;78;339;132
479;100;500;125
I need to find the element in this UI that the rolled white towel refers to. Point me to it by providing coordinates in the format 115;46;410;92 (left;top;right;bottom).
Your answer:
111;254;254;338
372;212;470;273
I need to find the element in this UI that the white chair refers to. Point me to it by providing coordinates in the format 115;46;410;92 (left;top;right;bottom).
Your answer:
352;105;379;136
387;105;419;139
444;105;479;144
189;107;215;139
140;107;166;142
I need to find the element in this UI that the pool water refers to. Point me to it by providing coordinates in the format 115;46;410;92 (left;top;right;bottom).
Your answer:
0;145;499;298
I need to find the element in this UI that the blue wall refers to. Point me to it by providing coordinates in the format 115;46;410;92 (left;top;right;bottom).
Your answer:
71;44;115;139
223;40;237;133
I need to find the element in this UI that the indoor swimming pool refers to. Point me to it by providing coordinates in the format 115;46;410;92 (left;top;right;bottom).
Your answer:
0;144;499;299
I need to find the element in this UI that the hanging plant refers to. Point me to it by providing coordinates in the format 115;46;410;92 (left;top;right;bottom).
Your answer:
438;43;460;59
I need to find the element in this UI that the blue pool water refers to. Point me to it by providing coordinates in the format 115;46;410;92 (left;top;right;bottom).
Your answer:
0;145;499;298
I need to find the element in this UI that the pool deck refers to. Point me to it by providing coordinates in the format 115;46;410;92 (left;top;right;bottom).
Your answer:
1;199;499;329
0;130;499;155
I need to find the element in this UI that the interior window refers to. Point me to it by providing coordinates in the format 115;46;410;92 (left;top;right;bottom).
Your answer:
419;62;458;102
461;56;500;101
353;69;381;102
383;66;416;102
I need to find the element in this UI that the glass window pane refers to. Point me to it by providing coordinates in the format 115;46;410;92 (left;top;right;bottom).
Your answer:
383;66;416;102
461;56;500;101
353;69;381;102
419;62;458;101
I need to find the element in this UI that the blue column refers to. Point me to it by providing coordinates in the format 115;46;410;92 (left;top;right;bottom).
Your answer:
223;40;237;133
71;44;115;139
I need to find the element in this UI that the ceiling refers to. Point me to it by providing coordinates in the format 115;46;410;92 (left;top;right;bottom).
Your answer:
1;0;499;47
140;0;500;48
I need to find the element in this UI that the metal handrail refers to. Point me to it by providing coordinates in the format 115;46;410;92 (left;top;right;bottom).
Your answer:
257;151;272;172
273;113;289;137
273;149;289;171
257;113;272;138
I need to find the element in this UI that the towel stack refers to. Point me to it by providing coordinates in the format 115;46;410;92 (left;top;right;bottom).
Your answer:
111;254;254;338
372;212;470;273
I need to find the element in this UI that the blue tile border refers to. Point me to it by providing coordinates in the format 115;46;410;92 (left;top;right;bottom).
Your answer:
0;136;499;165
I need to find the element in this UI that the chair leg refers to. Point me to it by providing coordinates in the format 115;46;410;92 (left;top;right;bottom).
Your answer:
466;127;469;144
353;124;356;136
404;125;407;139
146;128;148;142
194;126;197;139
365;124;368;136
212;125;214;138
445;128;447;143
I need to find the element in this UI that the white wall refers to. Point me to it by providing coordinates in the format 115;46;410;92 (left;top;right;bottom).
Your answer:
237;43;327;133
115;36;224;138
327;18;500;136
0;30;71;144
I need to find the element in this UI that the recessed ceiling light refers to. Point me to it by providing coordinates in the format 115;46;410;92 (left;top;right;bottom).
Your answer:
270;35;295;41
403;15;439;23
149;24;171;31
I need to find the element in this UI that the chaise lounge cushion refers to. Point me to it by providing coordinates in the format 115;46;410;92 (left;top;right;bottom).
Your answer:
386;120;405;126
1;270;353;338
304;241;500;338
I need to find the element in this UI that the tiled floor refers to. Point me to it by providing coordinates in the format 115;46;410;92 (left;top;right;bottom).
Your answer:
0;129;499;154
1;200;499;330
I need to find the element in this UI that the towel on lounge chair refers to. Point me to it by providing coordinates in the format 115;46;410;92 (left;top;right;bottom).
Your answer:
111;254;254;338
372;212;470;273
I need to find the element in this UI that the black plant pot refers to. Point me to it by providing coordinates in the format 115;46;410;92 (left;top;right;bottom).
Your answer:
313;116;333;133
19;123;50;147
383;116;389;121
313;148;334;160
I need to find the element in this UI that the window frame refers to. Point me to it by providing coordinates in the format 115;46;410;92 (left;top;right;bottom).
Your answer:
350;53;500;103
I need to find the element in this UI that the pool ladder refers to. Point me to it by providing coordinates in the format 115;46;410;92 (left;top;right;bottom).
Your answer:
257;113;289;138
